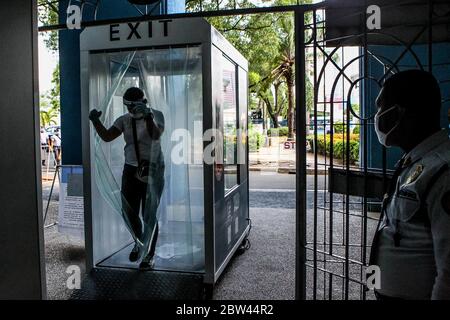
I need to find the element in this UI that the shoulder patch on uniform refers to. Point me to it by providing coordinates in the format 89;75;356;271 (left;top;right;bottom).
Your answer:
405;164;424;185
441;191;450;215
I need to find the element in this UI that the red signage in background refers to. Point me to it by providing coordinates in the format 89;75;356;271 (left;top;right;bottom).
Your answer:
284;141;296;150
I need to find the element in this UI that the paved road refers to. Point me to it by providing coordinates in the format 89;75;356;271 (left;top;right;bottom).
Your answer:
249;172;328;210
249;171;295;190
249;171;326;191
42;172;328;210
43;172;325;197
246;171;376;300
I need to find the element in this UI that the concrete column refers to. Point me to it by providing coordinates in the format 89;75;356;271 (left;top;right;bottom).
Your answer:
0;0;46;299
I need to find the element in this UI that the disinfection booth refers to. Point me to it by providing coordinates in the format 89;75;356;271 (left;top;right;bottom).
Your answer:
80;17;249;294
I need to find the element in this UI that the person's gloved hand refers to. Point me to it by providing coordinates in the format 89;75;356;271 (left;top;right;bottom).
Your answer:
89;109;102;122
133;103;154;119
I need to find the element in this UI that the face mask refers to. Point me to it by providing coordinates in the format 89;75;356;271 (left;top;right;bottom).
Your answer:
374;105;400;147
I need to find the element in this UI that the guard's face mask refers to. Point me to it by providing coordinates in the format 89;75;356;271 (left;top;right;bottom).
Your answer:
374;105;402;147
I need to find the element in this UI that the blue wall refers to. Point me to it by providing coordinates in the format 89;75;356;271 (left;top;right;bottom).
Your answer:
363;43;450;170
59;0;185;165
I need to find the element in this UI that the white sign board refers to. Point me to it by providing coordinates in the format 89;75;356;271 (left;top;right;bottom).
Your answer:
58;166;84;239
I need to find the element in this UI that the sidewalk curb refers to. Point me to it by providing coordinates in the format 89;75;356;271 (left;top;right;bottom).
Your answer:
249;166;327;175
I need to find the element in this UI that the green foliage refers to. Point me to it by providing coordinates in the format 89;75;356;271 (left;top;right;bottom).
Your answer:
39;94;59;127
48;63;60;111
187;0;312;135
40;62;60;110
38;0;59;53
305;76;314;113
334;122;361;135
40;62;60;127
248;123;264;152
334;122;346;134
350;103;360;116
38;1;60;127
307;134;360;164
268;127;289;137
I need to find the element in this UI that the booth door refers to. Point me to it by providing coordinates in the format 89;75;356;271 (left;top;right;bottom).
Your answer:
211;47;250;276
87;46;205;273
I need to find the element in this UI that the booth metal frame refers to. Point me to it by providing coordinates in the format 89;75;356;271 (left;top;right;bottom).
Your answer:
80;17;250;293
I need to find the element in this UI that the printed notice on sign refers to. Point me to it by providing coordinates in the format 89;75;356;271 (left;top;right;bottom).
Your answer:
58;166;84;239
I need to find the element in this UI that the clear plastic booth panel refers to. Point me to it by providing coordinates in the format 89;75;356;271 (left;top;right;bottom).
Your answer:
87;46;205;272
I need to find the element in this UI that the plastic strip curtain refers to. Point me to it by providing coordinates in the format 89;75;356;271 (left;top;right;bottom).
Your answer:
92;51;144;246
138;46;204;269
92;47;204;270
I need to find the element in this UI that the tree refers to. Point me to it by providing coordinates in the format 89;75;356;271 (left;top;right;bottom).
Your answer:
305;76;314;134
258;80;287;128
40;104;59;127
38;0;59;53
48;63;61;112
40;62;60;127
269;11;295;137
38;1;60;128
187;0;312;138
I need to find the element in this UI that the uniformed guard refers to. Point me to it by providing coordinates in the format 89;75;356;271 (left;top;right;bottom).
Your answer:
370;70;450;300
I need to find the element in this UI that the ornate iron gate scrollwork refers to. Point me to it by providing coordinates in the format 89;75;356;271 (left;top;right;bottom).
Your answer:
303;0;450;300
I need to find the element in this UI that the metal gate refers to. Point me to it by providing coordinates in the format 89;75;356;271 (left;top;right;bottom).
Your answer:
300;0;450;300
37;0;450;300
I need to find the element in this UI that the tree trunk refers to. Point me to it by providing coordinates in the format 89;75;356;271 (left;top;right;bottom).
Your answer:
272;81;283;129
262;96;279;128
270;112;279;128
259;99;266;131
306;111;311;135
286;71;295;139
